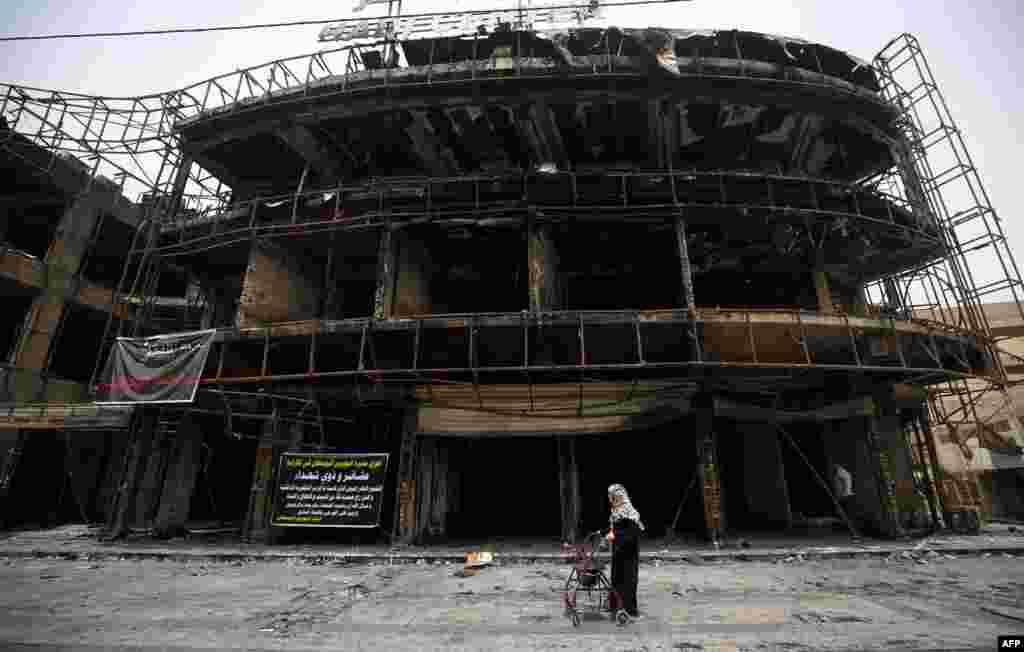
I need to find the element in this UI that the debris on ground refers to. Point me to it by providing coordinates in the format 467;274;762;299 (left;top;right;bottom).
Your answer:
980;605;1024;623
346;584;370;599
465;551;494;568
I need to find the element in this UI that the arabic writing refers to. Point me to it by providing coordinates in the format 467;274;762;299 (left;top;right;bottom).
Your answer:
285;456;385;471
274;453;388;527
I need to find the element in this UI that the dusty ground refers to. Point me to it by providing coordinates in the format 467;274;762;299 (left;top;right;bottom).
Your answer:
0;551;1020;651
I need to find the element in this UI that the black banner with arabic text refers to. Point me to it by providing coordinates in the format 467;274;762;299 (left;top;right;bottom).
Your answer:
93;330;216;404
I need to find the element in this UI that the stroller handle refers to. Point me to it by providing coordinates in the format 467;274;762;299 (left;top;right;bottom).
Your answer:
561;530;610;550
586;529;610;550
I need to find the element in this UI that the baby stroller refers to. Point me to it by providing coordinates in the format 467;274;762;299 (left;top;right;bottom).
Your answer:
562;530;631;627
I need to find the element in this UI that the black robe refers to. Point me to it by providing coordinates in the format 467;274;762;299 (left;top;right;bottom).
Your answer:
610;517;641;616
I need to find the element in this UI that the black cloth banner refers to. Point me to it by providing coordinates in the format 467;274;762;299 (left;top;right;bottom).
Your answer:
272;453;390;528
93;330;216;404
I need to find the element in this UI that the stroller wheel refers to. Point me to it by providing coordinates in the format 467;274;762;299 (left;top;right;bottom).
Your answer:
616;610;631;626
571;611;581;627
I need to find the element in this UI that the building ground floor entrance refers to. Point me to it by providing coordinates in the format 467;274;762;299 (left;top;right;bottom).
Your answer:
1;396;979;544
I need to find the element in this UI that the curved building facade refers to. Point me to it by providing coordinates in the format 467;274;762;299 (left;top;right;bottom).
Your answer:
3;27;1015;541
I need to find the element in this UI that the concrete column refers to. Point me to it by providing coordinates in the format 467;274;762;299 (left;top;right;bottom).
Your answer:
864;415;904;538
917;410;950;527
892;139;932;227
373;229;395;320
742;425;792;528
12;197;101;378
244;416;278;543
675;214;696;312
664;103;679;170
813;270;835;314
63;431;106;522
236;240;322;327
108;410;157;537
556;436;581;542
695;394;722;544
134;419;175;529
154;413;203;538
393;411;418;543
827;411;904;538
320;231;339;319
875;410;920;529
267;423;304;544
851;283;869;318
392;230;433;317
91;430;127;523
0;429;26;528
648;99;666;169
167;155;193;219
414;436;449;542
411;438;432;544
528;221;562;312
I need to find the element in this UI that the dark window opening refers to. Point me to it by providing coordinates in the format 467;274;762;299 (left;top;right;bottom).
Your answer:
89;317;123;389
207;291;240;329
780;422;832;519
48;304;107;383
5;430;82;527
3;204;63;260
577;418;701;540
447;438;561;538
324;231;379;319
266;337;312;376
80;216;134;288
188;415;257;525
558;223;680;311
155;266;189;298
714;420;794;533
694;269;816;310
330;278;375;319
220;340;266;380
0;292;34;362
425;228;527;314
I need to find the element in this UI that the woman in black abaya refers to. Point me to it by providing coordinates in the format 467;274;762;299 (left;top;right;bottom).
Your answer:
604;483;643;618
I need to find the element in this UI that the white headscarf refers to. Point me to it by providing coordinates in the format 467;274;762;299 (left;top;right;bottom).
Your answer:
608;483;645;531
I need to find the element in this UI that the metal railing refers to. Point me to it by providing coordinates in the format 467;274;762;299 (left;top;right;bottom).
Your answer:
152;170;941;258
162;29;887;129
181;308;992;394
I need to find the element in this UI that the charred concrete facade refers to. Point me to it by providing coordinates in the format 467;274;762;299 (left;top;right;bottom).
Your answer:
2;28;1020;542
0;120;139;527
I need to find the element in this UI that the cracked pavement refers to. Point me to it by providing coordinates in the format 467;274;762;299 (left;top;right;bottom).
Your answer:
1;549;1021;651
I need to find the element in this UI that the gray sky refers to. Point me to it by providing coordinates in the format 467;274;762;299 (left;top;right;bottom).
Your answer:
2;0;1022;303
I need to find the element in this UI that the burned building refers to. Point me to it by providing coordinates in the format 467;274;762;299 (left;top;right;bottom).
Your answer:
1;25;1021;542
0;115;139;527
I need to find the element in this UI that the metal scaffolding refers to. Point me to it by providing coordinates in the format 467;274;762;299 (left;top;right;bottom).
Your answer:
4;22;1024;541
4;30;1023;460
866;34;1024;514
